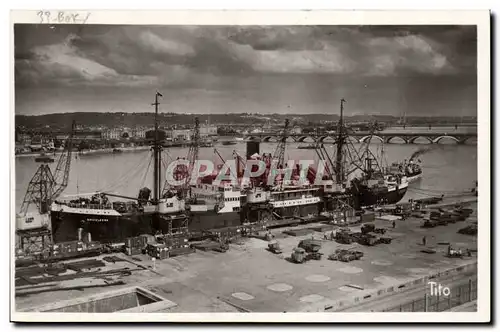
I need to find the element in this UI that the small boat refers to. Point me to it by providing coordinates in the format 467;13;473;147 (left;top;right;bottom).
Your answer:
112;148;123;153
298;144;317;150
200;140;214;148
222;141;237;146
35;153;55;163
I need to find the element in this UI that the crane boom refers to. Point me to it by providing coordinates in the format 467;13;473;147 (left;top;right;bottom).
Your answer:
273;119;290;169
181;117;200;194
52;121;76;200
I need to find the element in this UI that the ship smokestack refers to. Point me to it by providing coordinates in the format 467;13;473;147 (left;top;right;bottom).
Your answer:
78;228;83;241
87;232;92;243
246;141;260;160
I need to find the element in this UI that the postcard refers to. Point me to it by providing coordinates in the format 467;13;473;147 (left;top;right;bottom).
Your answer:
10;9;490;323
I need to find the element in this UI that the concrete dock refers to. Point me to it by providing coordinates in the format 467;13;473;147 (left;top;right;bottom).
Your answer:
16;201;478;313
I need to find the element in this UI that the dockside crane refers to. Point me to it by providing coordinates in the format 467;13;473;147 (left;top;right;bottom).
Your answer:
52;121;76;199
19;121;76;217
273;119;290;170
16;121;76;253
171;117;201;198
346;121;384;178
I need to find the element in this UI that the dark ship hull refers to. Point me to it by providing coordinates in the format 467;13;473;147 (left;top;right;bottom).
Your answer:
50;209;188;243
51;210;152;243
188;211;242;231
352;184;408;208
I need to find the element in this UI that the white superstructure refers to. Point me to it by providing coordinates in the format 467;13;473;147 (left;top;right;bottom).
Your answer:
190;182;244;213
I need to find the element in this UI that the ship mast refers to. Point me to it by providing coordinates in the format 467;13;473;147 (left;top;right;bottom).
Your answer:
335;98;346;185
152;91;163;202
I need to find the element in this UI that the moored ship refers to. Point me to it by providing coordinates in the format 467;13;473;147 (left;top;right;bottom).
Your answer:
322;98;408;209
350;170;409;208
50;92;189;243
50;191;187;243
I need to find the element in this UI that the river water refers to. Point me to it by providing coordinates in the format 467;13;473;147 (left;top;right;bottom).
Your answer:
15;140;477;213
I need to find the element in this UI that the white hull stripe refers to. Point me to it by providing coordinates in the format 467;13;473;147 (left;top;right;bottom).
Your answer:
52;204;122;216
270;197;321;208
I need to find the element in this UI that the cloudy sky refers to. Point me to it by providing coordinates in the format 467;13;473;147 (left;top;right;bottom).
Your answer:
14;25;477;116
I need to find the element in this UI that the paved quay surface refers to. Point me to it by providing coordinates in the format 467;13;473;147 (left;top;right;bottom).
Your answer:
448;301;477;312
16;201;478;313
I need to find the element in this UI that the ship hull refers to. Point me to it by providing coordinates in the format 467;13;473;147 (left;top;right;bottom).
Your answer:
242;202;322;223
50;210;189;244
50;210;155;243
188;211;242;231
406;171;422;183
356;185;408;208
272;203;320;219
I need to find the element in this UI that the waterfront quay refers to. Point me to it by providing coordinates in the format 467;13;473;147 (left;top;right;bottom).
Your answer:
16;198;478;314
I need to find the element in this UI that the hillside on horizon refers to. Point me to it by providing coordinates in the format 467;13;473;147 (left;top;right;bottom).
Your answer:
15;112;478;131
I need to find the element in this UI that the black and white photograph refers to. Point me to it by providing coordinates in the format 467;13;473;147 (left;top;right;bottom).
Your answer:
10;10;490;322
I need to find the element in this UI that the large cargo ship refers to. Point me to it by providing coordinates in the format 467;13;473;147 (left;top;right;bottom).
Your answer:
321;98;408;209
49;92;189;243
50;193;187;243
350;172;409;208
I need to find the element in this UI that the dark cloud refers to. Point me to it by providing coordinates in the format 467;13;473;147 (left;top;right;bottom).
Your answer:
14;24;477;116
14;24;477;89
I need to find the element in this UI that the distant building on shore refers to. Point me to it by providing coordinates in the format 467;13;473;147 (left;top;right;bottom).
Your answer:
199;124;218;137
102;128;122;140
171;129;192;141
131;127;147;139
101;127;150;140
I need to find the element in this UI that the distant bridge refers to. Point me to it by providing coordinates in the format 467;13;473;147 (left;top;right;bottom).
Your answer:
244;126;478;145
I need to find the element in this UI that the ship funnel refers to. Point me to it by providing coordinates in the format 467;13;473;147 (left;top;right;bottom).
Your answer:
246;141;260;160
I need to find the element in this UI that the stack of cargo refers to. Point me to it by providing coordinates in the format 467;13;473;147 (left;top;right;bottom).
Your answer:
453;206;473;220
328;249;363;262
163;234;193;256
139;234;155;246
329;209;358;225
360;212;375;223
395;203;412;217
431;208;466;224
345;209;359;225
335;228;355;244
125;236;144;256
85;241;103;252
361;223;376;234
146;243;169;260
163;234;189;249
49;240;103;260
422;218;438;228
52;241;78;259
207;227;242;243
357;233;379;246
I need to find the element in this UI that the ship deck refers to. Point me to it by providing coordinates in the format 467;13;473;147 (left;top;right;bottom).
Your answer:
16;199;478;314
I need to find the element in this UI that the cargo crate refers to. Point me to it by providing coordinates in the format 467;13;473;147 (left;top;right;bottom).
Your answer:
361;212;375;223
125;247;142;256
